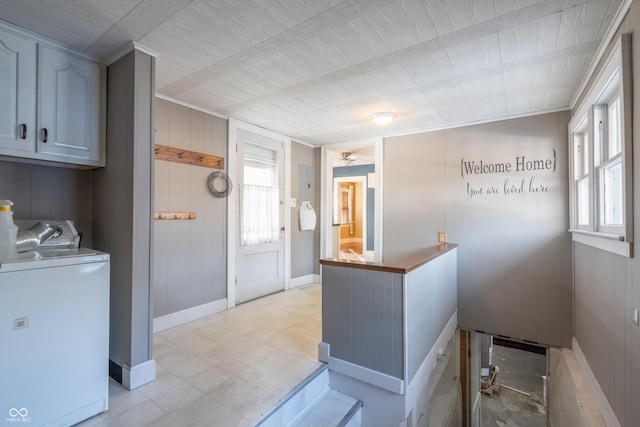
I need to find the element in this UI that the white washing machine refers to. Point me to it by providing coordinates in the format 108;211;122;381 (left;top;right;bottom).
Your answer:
0;220;109;426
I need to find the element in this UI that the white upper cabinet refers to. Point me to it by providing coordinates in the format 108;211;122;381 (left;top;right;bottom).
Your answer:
0;25;105;168
37;45;104;165
0;29;36;153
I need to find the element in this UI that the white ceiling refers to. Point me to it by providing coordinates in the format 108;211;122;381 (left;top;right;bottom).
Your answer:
0;0;626;146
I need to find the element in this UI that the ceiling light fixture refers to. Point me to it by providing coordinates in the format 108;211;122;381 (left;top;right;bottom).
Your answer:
339;152;357;166
371;112;396;126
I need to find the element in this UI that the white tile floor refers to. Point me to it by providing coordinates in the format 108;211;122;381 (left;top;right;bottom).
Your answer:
78;284;323;427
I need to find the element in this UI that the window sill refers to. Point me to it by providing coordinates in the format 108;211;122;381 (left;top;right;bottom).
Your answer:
569;229;633;258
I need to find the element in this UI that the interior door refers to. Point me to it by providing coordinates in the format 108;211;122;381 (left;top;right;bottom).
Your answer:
235;129;285;303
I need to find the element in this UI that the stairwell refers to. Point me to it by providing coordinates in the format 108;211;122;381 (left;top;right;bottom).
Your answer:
254;364;362;427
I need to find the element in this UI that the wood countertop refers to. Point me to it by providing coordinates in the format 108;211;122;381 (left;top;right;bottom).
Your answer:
319;243;457;274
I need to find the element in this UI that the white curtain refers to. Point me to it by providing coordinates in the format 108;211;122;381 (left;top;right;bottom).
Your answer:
241;184;280;245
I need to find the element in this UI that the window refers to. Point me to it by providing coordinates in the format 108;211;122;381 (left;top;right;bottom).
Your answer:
241;143;280;246
573;116;590;228
568;34;632;257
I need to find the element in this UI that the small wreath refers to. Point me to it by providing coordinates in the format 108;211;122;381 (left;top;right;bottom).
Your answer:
206;171;233;198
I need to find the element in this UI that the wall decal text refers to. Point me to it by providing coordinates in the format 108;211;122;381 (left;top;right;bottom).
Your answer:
460;150;557;179
461;150;557;201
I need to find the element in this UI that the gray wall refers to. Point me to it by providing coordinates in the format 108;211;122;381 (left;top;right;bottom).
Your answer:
321;248;457;383
322;265;404;378
0;160;93;246
93;49;155;373
153;98;228;317
291;141;317;279
152;104;319;314
384;111;572;348
571;3;640;426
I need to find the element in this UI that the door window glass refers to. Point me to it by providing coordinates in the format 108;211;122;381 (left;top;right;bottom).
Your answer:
241;143;279;245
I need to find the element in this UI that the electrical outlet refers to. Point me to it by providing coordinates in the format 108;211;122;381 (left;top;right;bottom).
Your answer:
438;231;447;243
13;317;29;330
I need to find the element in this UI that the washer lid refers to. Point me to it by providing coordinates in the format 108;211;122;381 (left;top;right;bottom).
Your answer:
0;248;109;272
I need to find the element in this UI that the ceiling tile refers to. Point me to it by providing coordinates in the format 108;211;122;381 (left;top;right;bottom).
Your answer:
571;0;615;46
0;0;117;52
499;13;562;64
364;0;438;52
400;49;457;86
425;84;470;112
446;32;502;75
324;16;392;64
494;0;546;16
0;0;626;144
201;0;293;45
424;0;495;36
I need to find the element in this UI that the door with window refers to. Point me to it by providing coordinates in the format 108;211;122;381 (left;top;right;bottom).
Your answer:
235;129;285;303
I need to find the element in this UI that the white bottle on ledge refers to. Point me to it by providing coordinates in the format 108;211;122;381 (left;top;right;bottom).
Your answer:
0;200;18;260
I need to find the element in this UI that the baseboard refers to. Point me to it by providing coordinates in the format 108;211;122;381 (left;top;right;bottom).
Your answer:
318;341;405;394
318;310;457;401
572;338;621;427
153;298;228;333
122;359;156;390
289;274;320;289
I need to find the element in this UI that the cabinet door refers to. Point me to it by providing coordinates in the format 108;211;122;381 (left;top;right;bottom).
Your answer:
38;45;104;165
0;28;36;152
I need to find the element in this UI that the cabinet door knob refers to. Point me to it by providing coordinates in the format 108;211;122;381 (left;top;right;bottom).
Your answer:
19;124;27;139
41;128;48;143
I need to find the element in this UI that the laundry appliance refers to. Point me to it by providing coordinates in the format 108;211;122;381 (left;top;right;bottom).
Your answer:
0;220;109;426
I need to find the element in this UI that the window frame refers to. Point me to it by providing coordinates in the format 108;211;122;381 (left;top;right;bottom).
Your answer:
572;114;590;230
568;33;633;257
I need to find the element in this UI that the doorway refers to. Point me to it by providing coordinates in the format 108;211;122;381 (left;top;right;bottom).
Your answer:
479;336;548;426
321;138;383;263
227;119;292;308
235;130;285;303
333;176;367;260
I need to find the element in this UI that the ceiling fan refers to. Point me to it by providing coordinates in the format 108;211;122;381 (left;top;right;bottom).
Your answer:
337;152;357;166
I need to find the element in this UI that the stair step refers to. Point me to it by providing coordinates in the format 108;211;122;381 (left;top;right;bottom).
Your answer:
287;389;362;427
253;363;362;427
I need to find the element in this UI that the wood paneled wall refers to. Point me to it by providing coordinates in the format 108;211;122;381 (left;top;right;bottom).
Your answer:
153;98;227;318
574;242;634;423
322;266;405;378
384;111;572;348
321;247;457;384
92;49;155;378
571;3;640;426
291;142;317;279
0;160;93;245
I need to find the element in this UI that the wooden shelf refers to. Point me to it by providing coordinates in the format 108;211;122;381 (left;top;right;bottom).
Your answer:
155;144;224;169
154;212;196;220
